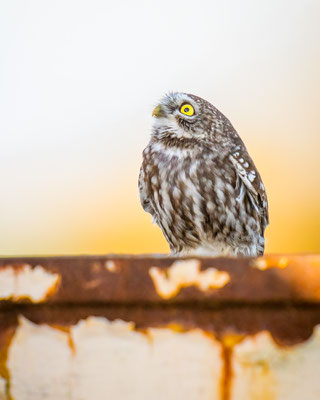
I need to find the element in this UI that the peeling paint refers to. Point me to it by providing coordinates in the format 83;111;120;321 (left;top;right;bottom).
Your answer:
1;255;319;304
253;256;289;271
0;265;60;302
105;260;118;272
149;259;230;299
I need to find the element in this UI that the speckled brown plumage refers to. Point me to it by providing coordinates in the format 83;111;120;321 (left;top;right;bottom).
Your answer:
139;92;269;256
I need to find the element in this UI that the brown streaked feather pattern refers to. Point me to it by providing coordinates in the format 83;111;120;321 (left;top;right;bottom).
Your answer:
139;92;269;256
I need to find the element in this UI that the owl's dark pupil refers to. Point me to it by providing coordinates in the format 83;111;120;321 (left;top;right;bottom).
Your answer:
184;107;189;112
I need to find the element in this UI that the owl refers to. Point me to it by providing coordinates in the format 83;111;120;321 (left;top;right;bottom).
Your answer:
138;92;269;257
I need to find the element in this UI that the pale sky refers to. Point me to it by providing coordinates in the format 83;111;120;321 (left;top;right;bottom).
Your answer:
0;0;319;254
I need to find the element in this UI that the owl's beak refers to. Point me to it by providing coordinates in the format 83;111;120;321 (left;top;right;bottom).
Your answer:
152;105;165;118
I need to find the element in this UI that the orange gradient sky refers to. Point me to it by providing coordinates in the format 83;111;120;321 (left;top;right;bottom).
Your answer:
0;0;319;255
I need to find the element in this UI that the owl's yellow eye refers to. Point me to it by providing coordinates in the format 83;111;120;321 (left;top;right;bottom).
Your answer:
180;103;194;116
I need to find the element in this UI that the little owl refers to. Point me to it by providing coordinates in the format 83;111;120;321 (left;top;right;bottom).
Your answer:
138;92;269;256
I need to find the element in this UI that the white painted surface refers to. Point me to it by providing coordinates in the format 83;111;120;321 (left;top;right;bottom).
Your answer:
6;316;320;399
232;327;320;400
0;267;15;300
8;317;72;400
8;317;222;400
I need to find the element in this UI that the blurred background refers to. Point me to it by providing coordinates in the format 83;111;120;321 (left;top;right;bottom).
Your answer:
0;0;319;255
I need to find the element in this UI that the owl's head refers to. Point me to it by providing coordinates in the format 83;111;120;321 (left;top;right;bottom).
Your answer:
151;92;220;142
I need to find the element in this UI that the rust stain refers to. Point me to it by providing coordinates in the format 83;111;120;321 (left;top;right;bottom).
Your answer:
240;359;276;400
136;328;154;344
83;279;101;289
51;325;76;355
43;273;61;299
220;343;232;400
254;363;275;400
166;323;186;333
92;262;103;272
137;323;188;344
0;325;17;400
219;334;244;400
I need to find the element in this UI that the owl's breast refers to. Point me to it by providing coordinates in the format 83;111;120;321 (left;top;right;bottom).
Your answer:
143;142;262;253
146;143;234;204
148;145;226;219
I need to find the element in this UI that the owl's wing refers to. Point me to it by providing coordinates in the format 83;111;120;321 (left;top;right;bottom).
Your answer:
138;166;154;216
229;147;269;233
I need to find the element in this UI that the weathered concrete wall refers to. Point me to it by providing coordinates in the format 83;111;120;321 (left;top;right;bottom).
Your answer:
0;255;320;400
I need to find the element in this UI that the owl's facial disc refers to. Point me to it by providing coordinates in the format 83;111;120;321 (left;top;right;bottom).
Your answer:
151;93;204;140
152;94;197;121
152;103;195;120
